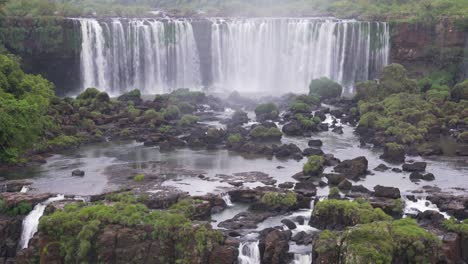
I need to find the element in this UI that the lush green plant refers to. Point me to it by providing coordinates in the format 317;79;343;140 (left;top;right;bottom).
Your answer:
249;126;282;141
303;155;324;176
178;114;199;126
451;79;468;102
0;199;33;216
329;186;340;197
158;125;172;133
227;133;242;145
260;192;297;208
290;101;311;113
309;77;343;99
133;174;145;182
47;135;80;149
254;102;279;120
162;105;180;120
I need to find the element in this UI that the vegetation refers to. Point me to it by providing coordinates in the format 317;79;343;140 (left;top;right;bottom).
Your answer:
39;200;223;263
316;218;439;263
260;192;297;208
227;133;242;145
0;199;32;216
0;54;55;163
309;77;343;100
249;126;282;141
303;155;324;176
133;174;145;182
443;218;468;235
178;114;199;126
254;102;279;121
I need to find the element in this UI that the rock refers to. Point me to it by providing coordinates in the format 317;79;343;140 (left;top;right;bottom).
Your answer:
302;147;324;156
274;144;302;159
333;156;368;180
331;126;343;134
422;173;435;181
337;179;352;191
71;169;85;177
409;172;423;181
325;173;345;185
282;121;303;136
281;219;297;230
291;231;316;245
228;181;243;187
2;180;32;192
416;210;445;227
295;216;305;225
294;181;317;197
374;163;390;172
209;245;239;264
441;232;462;264
374;185;401;199
219;211;277;230
392;168;403;173
278;182;294;189
368;197;403;217
0;215;23;260
380;143;406;163
259;229;291;264
0;192;53;208
228;189;261;203
402;162;427;172
351;185;371;194
308;140;323;147
323;154;341;166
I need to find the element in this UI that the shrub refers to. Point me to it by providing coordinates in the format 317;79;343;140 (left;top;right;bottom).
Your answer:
126;105;140;118
163;105;180;120
442;218;468;235
133;174;145;182
227;133;242;145
0;200;32;216
178;102;196;114
261;192;297;208
451;79;468;102
309;77;343;99
76;88;100;101
254;102;279;120
178;114;199;126
303;155;324;176
249;126;282;141
159;125;172;133
379;64;418;95
458;131;468;143
48;135;80;149
290;101;311;113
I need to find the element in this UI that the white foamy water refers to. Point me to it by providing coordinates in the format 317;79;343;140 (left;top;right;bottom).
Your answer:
403;196;450;219
238;240;261;264
292;253;313;264
221;192;233;206
19;194;66;249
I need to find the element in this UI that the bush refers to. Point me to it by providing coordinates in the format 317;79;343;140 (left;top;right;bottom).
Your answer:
76;88;100;101
458;131;468;143
254;102;279;120
47;135;80;149
0;200;33;216
163;105;180;120
303;155;324;176
133;174;145;182
178;114;199;126
227;133;242;145
126;105;140;118
249;126;282;141
290;101;311;113
309;77;343;99
379;64;419;96
261;192;297;208
451;79;468;102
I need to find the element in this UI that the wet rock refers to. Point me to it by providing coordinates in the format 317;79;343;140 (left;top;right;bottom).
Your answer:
209;245;239;264
331;126;343;134
0;192;53;208
350;185;371;194
228;181;243;187
422;173;435;181
281;219;297;230
337;179;352;191
282;121;303;136
2;180;32;193
368;197;403;217
294;181;317;197
409;172;423;181
333;156;368;180
71;169;85;177
278;182;294;189
380;144;406;163
374;163;390;172
392;168;403;173
325;173;345;185
259;229;291;264
323;154;341;166
427;193;468;220
0;215;23;260
373;185;401;199
291;231;316;245
274;144;302;159
402;162;427;172
308;140;323;147
219;211;277;230
416;210;445;227
295;216;305;225
228;189;261;203
302;147;324;157
441;232;462;264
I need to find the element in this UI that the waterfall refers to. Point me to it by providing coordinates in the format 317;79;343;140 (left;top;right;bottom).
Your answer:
238;240;261;264
75;17;389;95
292;253;313;264
77;18;202;95
210;18;389;94
221;192;233;207
19;194;66;249
20;186;29;193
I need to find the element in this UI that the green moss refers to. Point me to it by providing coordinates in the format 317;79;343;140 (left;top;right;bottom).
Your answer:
451;79;468;102
158;125;172;133
260;192;297;208
290;101;311;113
126;105;140;119
309;77;343;99
443;218;468;235
227;133;242;145
254;102;279;120
249;126;282;141
303;155;324;176
162;105;180;120
0;199;32;216
47;135;80;148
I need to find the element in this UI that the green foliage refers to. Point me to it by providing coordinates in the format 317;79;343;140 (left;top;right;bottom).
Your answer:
162;105;180;120
47;135;80;149
303;155;324;176
254;102;279;120
313;199;392;226
227;133;242;145
0;54;54;163
260;192;297;208
295;114;321;129
0;199;32;216
451;79;468;102
458;131;468;143
178;114;199;126
126;105;141;119
309;77;343;100
290;101;311;113
133;174;145;182
249;126;282;141
329;187;340;197
158;125;172;133
443;218;468;235
169;198;204;218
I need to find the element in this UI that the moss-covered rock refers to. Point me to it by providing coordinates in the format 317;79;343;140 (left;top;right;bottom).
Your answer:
309;77;343;99
249;125;282;141
380;143;405;163
254;102;279;121
451;79;468;102
302;155;325;176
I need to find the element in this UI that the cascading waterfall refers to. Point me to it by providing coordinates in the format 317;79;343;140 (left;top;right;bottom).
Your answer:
211;18;389;94
77;18;202;95
75;17;389;95
19;194;66;249
238;240;261;264
221;192;233;206
292;253;313;264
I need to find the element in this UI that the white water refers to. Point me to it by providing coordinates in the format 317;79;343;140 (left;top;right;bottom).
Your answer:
292;253;313;264
76;17;389;95
20;186;29;193
18;194;66;249
238;240;261;264
403;196;450;219
211;18;389;94
221;192;233;206
77;18;201;95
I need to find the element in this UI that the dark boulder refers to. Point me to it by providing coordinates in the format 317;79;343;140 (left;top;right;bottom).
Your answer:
422;173;435;181
302;147;324;157
281;219;297;230
337;179;352;191
402;162;427;172
282;121;303;136
374;163;390;172
71;169;85;177
380;143;405;163
308;140;323;147
333;156;368;180
374;185;401;199
325;173;345;185
294;181;317;197
259;229;291;264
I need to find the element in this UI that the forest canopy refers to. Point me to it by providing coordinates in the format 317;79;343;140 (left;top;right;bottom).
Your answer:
0;0;466;23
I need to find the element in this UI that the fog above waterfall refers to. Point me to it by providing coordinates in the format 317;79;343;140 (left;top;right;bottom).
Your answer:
76;17;390;96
